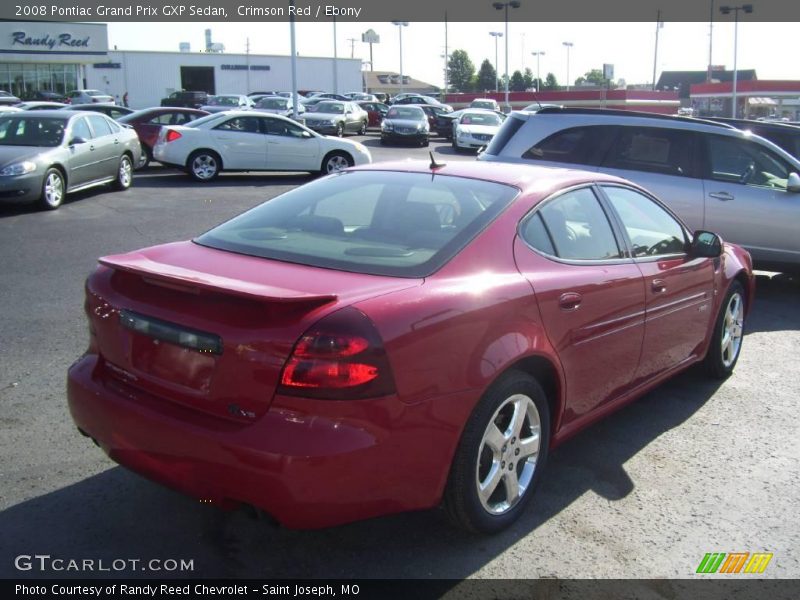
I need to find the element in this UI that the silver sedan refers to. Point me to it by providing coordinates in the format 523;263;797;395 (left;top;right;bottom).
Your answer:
0;110;141;210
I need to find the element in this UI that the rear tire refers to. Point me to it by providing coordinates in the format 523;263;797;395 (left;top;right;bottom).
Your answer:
138;144;151;169
39;168;65;210
703;280;746;379
187;150;221;182
113;155;133;191
358;121;367;135
444;371;550;533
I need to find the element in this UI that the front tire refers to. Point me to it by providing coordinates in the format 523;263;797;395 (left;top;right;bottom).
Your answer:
335;122;344;137
320;151;353;175
39;168;65;210
113;155;133;191
444;371;550;533
187;150;221;182
703;280;746;379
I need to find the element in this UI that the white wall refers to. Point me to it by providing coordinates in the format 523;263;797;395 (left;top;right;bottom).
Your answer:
86;51;363;109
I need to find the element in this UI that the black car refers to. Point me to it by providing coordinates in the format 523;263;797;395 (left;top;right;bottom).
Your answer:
380;105;430;146
703;117;800;160
62;104;135;120
160;91;209;109
393;95;453;112
33;91;67;103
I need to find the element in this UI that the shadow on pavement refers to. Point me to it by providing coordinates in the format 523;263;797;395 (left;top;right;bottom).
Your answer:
0;369;720;579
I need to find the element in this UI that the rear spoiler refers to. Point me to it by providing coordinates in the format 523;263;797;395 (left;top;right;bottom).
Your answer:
99;252;337;304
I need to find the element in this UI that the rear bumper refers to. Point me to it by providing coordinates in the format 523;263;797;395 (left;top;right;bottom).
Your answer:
67;354;469;528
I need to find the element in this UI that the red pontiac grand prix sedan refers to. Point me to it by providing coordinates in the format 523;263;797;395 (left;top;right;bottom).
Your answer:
67;161;754;532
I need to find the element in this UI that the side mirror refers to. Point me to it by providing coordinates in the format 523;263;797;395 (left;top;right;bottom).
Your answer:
690;230;723;258
301;131;313;139
787;172;800;193
69;136;88;145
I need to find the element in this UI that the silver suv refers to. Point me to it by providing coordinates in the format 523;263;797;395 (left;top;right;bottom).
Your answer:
479;107;800;272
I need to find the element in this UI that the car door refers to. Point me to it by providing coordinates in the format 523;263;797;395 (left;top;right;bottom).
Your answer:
209;116;267;169
700;133;800;267
261;117;319;171
597;126;707;233
85;114;119;180
598;184;715;384
64;116;97;187
344;103;360;132
513;185;646;425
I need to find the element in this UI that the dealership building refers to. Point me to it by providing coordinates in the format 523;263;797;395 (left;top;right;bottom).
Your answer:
0;22;363;107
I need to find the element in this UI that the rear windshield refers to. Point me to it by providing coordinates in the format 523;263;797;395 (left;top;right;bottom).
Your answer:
207;95;240;106
0;116;66;146
195;170;519;277
387;107;425;121
485;114;526;155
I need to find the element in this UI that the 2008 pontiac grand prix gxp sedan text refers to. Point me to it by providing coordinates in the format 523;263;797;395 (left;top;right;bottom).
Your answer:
67;161;754;532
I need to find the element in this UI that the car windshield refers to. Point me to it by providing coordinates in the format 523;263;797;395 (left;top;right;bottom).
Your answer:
312;102;345;114
472;101;496;109
87;90;105;97
460;112;502;126
257;98;289;109
0;116;66;146
207;96;240;106
387;107;425;121
195;170;518;278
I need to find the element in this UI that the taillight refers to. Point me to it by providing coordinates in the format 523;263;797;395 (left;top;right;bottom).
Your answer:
165;129;182;142
279;307;396;400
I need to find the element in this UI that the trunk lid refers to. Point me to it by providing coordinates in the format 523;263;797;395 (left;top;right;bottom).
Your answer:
87;241;419;421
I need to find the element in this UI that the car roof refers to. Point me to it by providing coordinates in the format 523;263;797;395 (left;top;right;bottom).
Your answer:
351;160;634;196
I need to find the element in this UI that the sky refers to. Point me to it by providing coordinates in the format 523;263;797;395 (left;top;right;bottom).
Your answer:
106;21;799;89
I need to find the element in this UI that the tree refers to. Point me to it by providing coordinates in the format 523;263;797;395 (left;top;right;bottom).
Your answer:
510;70;526;92
523;68;534;91
447;50;476;93
575;69;611;87
543;73;558;90
476;59;498;92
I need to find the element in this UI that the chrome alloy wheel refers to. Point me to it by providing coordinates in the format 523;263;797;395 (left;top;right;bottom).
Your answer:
119;157;132;188
191;154;218;180
721;290;744;368
43;171;64;207
476;393;541;515
325;155;350;173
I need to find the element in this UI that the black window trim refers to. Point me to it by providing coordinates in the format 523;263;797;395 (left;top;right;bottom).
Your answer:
594;182;692;263
517;182;633;266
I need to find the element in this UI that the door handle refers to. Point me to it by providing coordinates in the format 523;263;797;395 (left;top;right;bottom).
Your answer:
652;279;667;293
709;191;734;201
558;292;582;311
89;145;95;151
114;139;120;145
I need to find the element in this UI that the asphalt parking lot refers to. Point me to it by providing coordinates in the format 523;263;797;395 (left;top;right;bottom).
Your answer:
1;134;798;580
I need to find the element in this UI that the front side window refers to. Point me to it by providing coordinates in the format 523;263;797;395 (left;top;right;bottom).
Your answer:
195;171;518;277
602;185;687;257
706;134;792;190
70;117;91;142
522;187;622;261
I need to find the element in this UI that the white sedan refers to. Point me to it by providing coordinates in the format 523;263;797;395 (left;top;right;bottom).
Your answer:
452;109;504;152
152;111;372;181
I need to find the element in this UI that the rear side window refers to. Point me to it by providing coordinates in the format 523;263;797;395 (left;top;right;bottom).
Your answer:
485;114;525;156
522;125;616;166
195;171;518;277
522;187;622;261
602;126;695;177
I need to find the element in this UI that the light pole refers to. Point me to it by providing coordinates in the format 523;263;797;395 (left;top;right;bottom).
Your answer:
719;4;753;119
391;21;409;94
489;31;503;92
531;51;545;92
289;0;298;120
562;41;573;92
492;1;521;111
332;17;338;94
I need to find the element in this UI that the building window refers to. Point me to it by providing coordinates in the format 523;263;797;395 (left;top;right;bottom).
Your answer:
0;63;81;98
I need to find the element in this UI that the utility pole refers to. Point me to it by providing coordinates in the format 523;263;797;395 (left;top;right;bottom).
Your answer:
652;10;663;91
245;37;250;94
347;38;357;59
444;11;448;96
